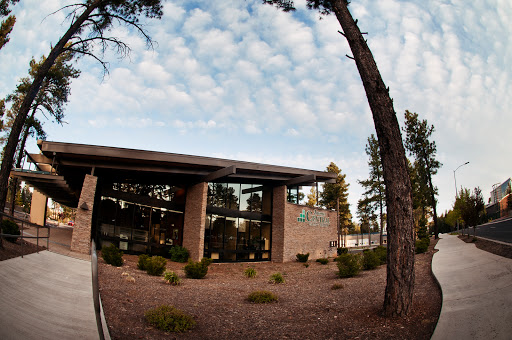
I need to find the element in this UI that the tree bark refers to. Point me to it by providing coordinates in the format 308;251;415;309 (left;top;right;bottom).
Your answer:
0;1;99;214
331;0;415;317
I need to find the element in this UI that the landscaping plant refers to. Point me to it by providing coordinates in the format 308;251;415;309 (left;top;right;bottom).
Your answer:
374;246;387;265
1;219;20;243
244;267;257;278
336;253;361;278
101;244;123;267
316;258;329;265
184;257;213;279
169;246;189;263
137;254;150;270
337;247;348;255
269;272;285;284
145;256;167;276
163;271;181;285
296;252;309;262
362;249;380;270
247;290;278;303
144;305;195;332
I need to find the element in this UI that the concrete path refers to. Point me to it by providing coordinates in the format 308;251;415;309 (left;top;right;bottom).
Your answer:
431;234;512;340
0;251;101;340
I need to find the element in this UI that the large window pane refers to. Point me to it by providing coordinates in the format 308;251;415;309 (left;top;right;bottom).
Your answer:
237;218;250;250
240;184;252;212
204;214;211;250
261;222;271;251
249;221;261;250
224;217;237;251
248;192;262;213
226;184;240;210
211;215;225;249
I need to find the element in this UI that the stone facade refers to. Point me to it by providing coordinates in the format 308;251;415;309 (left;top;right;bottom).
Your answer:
71;175;97;255
272;185;338;262
182;182;208;261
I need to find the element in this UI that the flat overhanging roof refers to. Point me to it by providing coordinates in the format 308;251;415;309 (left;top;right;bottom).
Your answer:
14;140;337;207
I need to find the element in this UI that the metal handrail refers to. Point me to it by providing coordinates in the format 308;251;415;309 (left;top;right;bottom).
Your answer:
91;239;106;340
0;211;50;257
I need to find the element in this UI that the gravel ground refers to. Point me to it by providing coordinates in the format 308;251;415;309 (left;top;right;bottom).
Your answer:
98;239;441;340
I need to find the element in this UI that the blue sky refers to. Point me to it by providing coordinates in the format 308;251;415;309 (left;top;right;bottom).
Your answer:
1;0;511;221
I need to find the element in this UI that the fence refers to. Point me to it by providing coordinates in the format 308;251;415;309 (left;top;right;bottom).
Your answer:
0;211;50;257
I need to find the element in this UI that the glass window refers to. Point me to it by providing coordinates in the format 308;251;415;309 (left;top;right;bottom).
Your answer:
237;218;250;250
240;184;252;212
226;184;240;210
248;192;263;213
224;217;237;251
261;222;271;251
249;221;261;250
204;215;211;250
211;215;225;249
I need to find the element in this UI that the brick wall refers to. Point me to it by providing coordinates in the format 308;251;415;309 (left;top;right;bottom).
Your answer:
272;185;338;262
183;182;208;261
282;203;338;262
71;174;97;254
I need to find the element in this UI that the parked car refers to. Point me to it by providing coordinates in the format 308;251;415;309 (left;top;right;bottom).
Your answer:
68;221;74;226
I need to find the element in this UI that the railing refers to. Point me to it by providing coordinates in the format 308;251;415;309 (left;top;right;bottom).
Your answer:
0;211;50;257
91;239;106;340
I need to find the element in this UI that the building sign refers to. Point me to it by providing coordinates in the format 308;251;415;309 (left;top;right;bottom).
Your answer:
297;209;330;227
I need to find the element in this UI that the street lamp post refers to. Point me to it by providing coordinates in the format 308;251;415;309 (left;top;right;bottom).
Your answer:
453;161;469;232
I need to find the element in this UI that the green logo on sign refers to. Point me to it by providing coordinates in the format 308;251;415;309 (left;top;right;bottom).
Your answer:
297;209;306;222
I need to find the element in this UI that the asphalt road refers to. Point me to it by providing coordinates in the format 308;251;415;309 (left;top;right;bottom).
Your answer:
467;217;512;244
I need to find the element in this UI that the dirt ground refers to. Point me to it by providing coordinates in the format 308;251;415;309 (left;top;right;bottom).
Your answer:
98;240;441;340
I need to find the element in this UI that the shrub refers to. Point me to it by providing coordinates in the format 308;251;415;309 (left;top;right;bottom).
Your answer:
336;253;360;278
163;271;181;285
169;246;189;263
296;253;309;262
144;305;195;332
184;258;213;279
137;254;150;270
337;247;348;255
374;246;387;265
331;283;344;290
362;250;380;270
415;238;429;254
101;244;123;267
146;256;167;276
471;237;478;243
269;272;285;284
316;258;329;265
247;290;278;303
244;267;257;278
303;263;309;268
1;219;20;243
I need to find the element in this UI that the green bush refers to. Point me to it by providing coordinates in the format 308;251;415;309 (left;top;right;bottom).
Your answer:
146;256;167;276
269;272;285;284
362;250;380;270
415;238;429;254
337;247;348;255
163;271;181;285
247;290;278;303
144;305;195;332
316;258;329;265
374;246;387;265
101;244;124;267
336;253;360;278
137;254;150;270
1;219;20;243
169;246;189;263
296;253;309;262
244;267;257;278
184;258;213;279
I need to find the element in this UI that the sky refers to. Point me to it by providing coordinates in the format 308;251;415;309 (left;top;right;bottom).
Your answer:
1;0;511;222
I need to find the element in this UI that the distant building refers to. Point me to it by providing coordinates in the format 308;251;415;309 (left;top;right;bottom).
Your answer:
486;178;511;219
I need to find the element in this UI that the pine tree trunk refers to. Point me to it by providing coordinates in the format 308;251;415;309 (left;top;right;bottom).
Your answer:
0;2;98;214
331;0;415;317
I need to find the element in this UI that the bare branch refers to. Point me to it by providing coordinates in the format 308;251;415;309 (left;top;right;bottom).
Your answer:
346;54;354;60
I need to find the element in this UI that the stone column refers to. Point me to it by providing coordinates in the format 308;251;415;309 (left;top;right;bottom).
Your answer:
182;182;208;261
71;174;98;254
272;185;287;263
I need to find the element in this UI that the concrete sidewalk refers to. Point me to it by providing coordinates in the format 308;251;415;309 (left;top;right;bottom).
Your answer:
431;234;512;340
0;251;103;340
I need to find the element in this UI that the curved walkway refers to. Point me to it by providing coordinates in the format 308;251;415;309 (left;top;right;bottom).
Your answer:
0;251;102;340
431;234;512;340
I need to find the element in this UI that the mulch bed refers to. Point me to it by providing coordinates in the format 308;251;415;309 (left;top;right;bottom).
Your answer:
458;234;512;259
98;239;441;340
0;239;46;261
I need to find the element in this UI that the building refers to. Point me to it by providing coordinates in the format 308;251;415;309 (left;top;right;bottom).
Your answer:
487;178;512;220
12;140;339;262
